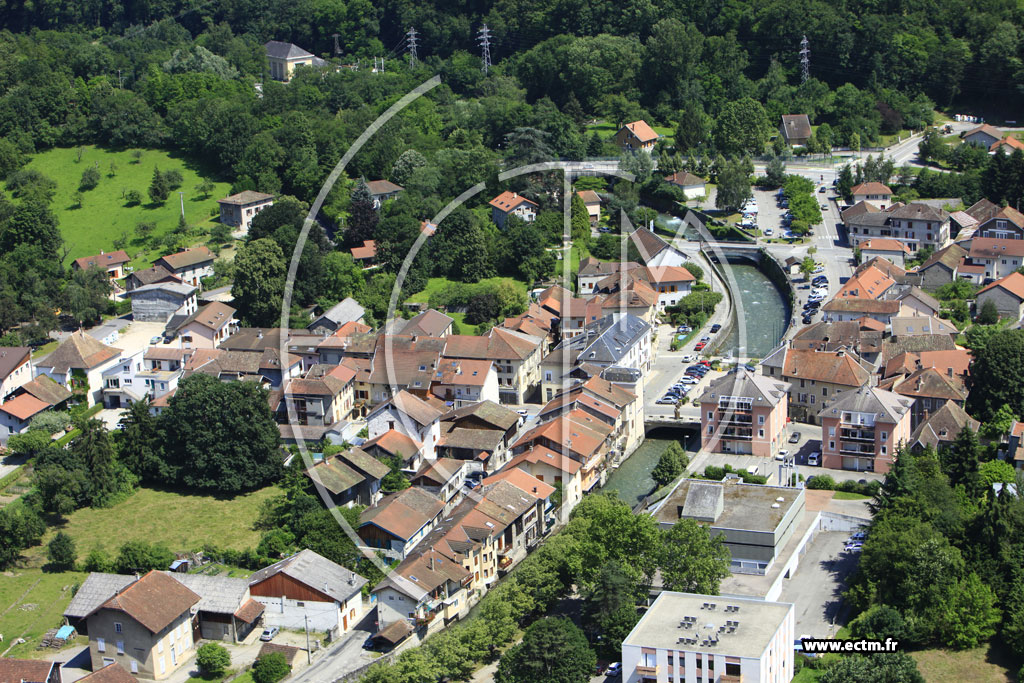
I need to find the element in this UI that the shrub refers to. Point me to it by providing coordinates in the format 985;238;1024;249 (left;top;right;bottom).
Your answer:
252;652;290;683
806;475;836;490
196;643;231;676
83;548;112;572
125;189;142;205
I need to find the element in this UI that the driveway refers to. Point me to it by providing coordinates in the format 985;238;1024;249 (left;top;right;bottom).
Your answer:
290;609;378;682
778;530;859;638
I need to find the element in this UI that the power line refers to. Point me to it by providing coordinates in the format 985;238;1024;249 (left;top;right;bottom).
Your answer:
405;27;419;67
477;24;492;74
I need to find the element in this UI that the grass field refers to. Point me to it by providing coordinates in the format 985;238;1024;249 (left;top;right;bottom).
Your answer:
20;146;232;266
405;276;529;304
911;643;1015;682
24;485;280;565
0;568;87;657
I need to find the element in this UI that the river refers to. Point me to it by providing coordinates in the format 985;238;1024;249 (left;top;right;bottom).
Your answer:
719;259;790;359
602;436;690;506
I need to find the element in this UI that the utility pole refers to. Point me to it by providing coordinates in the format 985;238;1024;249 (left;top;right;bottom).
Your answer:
117;69;123;89
799;35;810;83
178;191;184;218
477;24;492;74
304;615;312;664
331;33;341;56
405;27;419;67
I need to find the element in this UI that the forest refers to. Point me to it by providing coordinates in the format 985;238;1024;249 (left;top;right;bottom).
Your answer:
0;0;1023;340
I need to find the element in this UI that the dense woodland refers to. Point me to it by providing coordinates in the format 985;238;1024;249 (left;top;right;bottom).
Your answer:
1;1;1023;337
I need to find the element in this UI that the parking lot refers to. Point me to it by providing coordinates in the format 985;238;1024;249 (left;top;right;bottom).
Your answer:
778;530;860;638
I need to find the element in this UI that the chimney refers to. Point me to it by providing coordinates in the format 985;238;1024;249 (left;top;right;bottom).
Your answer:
512;192;517;199
947;367;953;377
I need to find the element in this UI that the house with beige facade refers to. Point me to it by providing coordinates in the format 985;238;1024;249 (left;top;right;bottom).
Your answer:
443;327;544;404
218;191;273;233
154;247;215;288
850;182;892;209
177;302;236;349
34;331;123;407
265;41;326;82
615;120;658;152
760;346;870;424
73;250;131;280
84;571;200;680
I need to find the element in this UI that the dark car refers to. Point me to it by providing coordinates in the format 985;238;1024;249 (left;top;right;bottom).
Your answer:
710;324;722;333
798;284;811;290
818;187;827;193
802;315;813;324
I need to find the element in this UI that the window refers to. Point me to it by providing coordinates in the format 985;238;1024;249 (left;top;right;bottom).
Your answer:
881;431;888;442
829;426;835;437
822;387;828;397
114;623;122;633
810;395;815;404
159;657;166;675
881;446;887;455
117;641;124;655
97;638;106;653
707;425;713;435
759;429;765;438
707;411;713;421
758;415;765;425
157;640;164;653
829;440;835;450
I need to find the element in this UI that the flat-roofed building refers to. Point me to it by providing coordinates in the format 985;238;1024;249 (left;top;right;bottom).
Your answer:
654;479;806;575
621;591;794;683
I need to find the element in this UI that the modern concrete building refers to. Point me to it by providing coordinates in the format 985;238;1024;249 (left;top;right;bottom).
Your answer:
655;479;807;574
621;591;794;683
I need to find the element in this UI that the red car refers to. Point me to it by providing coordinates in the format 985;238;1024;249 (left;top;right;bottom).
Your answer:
694;342;706;351
698;360;712;366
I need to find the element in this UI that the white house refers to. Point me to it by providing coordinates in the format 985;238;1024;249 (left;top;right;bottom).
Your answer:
489;191;538;229
34;332;123;407
664;171;707;199
367;390;444;461
850;182;893;209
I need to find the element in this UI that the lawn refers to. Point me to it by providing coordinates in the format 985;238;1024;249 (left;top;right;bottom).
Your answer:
0;567;88;657
832;491;870;500
405;276;528;304
585;120;674;140
20;146;232;267
24;485;281;565
911;643;1016;682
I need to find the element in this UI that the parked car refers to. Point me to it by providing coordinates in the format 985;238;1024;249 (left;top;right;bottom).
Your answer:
694;342;706;351
656;396;677;405
698;360;712;366
744;363;756;372
680;354;694;362
260;627;280;642
774;449;790;461
802;315;813;324
763;227;774;236
812;265;825;274
149;335;162;345
789;431;801;443
819;186;827;193
606;663;622;677
807;452;820;466
681;376;700;385
844;542;864;552
820;203;829;210
850;530;867;541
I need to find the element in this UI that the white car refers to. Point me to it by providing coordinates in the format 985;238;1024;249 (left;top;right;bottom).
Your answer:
606;663;622;677
808;452;820;466
763;227;774;236
774;449;790;461
680;354;694;362
681;376;701;385
812;266;825;274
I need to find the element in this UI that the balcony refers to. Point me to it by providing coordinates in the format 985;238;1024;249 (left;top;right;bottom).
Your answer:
721;429;752;440
840;428;875;442
717;414;753;426
839;442;876;456
635;664;659;676
719;675;742;683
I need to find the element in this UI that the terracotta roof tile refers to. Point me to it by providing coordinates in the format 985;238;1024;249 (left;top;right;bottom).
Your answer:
489;191;538;212
978;271;1024;300
620;120;658;143
74;250;131;271
100;570;200;633
851;182;892;195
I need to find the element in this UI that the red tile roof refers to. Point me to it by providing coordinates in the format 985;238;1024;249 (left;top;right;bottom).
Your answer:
508;444;582;475
962;123;1004;140
978;271;1024;301
100;570;200;633
483;467;555;500
851;182;892;196
351;240;377;260
0;393;50;421
837;265;895;300
74;250;131;271
77;663;138;683
860;239;911;254
620;120;658;143
990;137;1024;153
576;190;601;205
0;658;59;683
489;191;538;213
969;237;1024;259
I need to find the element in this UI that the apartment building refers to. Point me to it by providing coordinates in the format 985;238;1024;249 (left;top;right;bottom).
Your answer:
818;386;913;473
697;369;790;458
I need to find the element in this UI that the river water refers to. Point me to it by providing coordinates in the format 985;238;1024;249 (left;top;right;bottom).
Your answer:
602;436;688;506
719;260;790;359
